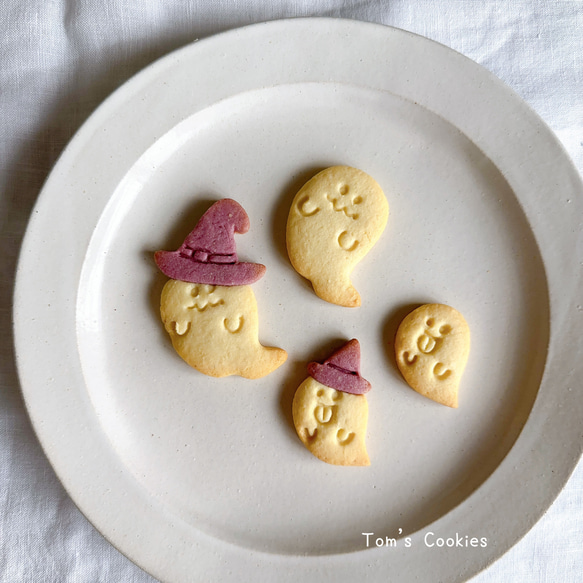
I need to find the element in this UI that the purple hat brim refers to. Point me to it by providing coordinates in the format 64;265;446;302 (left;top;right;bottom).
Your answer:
155;251;265;286
308;362;371;395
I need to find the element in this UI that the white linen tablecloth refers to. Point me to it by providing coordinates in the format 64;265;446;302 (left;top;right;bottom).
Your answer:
1;1;582;581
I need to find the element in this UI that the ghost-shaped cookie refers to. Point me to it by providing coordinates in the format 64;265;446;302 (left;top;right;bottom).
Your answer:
155;199;287;379
286;166;389;307
292;339;371;466
395;304;470;408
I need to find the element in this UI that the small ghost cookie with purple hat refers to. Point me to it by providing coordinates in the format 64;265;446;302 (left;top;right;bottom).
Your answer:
155;199;287;379
292;339;371;466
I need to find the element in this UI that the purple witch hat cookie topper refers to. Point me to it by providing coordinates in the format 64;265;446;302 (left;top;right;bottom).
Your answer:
307;338;371;395
155;199;266;286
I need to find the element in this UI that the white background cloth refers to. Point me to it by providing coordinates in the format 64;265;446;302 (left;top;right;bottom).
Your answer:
1;1;582;581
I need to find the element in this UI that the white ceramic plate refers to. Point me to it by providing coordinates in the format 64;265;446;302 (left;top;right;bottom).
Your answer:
14;18;583;583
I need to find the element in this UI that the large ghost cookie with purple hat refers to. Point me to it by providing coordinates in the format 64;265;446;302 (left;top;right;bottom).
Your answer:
155;199;287;379
292;339;371;466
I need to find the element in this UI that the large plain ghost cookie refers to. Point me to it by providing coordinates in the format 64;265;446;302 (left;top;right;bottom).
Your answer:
292;339;371;466
395;304;470;408
155;199;287;379
286;166;389;307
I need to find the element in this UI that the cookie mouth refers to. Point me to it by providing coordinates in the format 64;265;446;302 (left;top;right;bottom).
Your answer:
326;193;361;219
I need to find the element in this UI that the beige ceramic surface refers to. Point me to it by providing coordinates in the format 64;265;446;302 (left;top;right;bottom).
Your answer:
13;18;583;583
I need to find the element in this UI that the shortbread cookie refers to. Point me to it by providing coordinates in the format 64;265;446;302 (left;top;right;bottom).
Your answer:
395;304;470;408
286;166;389;307
160;280;287;378
292;339;371;466
155;199;287;379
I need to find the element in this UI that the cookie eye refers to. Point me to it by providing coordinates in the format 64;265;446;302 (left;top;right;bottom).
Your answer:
331;390;342;401
439;325;452;335
352;195;363;205
426;318;435;327
339;184;349;195
316;389;324;397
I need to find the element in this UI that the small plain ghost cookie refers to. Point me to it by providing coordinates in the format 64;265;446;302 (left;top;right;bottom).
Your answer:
292;339;371;466
395;304;470;408
286;166;389;307
155;199;287;379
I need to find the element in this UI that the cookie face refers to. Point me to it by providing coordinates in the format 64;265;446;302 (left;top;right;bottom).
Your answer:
160;279;287;379
395;304;470;408
292;377;370;466
286;166;389;307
